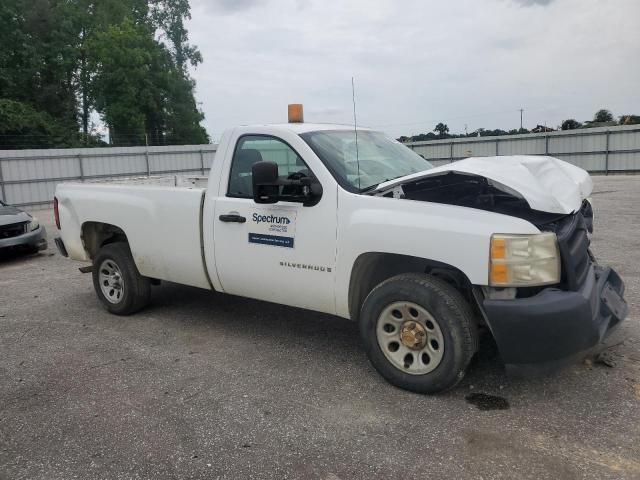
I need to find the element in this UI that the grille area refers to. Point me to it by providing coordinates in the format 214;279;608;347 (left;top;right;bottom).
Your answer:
0;222;28;239
555;213;591;291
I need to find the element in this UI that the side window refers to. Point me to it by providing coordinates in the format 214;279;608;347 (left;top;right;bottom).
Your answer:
227;135;312;198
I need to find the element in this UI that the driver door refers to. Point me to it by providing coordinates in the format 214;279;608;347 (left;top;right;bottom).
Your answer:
213;134;338;314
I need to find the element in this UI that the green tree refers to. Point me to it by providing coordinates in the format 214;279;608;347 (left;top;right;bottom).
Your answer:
0;0;209;149
149;0;208;144
0;0;82;147
0;99;56;149
434;123;449;138
619;115;640;125
150;0;202;71
0;0;31;98
0;99;103;149
412;132;437;141
594;109;613;123
74;0;154;141
164;72;209;144
482;129;508;136
561;119;582;130
89;18;162;145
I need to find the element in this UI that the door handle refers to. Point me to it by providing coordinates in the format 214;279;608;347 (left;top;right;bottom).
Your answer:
219;214;246;223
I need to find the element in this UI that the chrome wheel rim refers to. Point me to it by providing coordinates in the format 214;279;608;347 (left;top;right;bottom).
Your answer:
98;259;125;304
376;301;445;375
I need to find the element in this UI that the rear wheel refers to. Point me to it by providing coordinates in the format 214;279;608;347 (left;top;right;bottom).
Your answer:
92;243;150;315
360;273;478;394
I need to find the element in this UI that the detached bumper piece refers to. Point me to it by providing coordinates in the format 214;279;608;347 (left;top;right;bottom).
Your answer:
483;265;627;373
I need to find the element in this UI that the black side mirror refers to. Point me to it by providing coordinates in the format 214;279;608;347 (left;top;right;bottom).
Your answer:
252;161;280;204
251;160;323;207
302;179;323;207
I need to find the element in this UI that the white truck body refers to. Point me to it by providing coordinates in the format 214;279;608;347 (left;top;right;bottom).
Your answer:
55;123;566;316
54;121;627;391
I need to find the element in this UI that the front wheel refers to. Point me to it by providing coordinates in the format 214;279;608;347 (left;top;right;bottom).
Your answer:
359;273;478;394
92;243;151;315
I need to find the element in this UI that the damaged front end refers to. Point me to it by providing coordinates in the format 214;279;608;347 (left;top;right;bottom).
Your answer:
375;171;570;227
375;170;596;290
375;169;627;372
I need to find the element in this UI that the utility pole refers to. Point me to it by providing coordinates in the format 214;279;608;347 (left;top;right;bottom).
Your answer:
519;108;524;131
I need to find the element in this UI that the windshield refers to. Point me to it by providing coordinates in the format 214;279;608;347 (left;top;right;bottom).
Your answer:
300;130;433;192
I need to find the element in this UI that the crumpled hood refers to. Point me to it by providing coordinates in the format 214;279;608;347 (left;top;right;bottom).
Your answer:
376;155;592;214
0;204;31;227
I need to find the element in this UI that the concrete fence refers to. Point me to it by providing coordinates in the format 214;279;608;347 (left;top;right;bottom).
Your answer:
0;144;217;208
405;124;640;172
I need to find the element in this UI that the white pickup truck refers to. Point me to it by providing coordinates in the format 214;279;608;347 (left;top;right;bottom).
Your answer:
54;116;627;393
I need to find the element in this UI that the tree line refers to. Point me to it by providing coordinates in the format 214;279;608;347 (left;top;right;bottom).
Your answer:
399;108;640;143
0;0;208;149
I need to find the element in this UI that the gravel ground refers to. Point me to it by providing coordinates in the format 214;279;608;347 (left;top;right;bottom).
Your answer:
1;175;639;480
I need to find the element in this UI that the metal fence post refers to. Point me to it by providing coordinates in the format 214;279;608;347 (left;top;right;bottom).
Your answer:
450;142;454;163
605;130;610;175
145;148;151;176
0;158;6;202
495;139;499;156
545;134;549;155
199;150;205;175
77;153;84;181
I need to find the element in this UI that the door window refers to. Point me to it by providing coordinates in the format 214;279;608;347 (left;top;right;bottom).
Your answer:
227;135;312;198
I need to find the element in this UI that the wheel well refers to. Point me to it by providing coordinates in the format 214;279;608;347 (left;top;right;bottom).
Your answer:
348;253;475;322
81;222;128;259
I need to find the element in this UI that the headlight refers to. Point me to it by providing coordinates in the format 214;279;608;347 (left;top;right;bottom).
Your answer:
489;233;560;287
28;217;40;231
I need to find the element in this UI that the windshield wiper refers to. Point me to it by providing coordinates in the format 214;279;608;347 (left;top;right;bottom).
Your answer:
359;182;385;194
359;175;404;194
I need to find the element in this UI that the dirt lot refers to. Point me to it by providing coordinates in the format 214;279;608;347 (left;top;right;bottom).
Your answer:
1;175;639;480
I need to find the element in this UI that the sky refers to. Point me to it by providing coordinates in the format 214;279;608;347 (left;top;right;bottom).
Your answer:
186;0;640;141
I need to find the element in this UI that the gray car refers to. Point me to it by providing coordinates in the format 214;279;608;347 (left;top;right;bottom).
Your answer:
0;200;47;253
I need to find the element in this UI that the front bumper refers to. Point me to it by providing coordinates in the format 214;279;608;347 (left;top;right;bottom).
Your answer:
0;225;47;251
482;264;627;372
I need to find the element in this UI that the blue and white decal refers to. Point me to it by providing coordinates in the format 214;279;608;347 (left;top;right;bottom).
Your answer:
248;208;297;248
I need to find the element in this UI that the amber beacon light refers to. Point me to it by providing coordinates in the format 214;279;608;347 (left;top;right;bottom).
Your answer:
288;104;304;123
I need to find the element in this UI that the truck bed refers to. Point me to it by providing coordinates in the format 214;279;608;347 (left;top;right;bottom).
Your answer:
55;178;212;290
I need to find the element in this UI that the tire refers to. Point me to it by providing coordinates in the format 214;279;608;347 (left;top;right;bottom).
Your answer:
359;273;478;394
92;242;151;315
